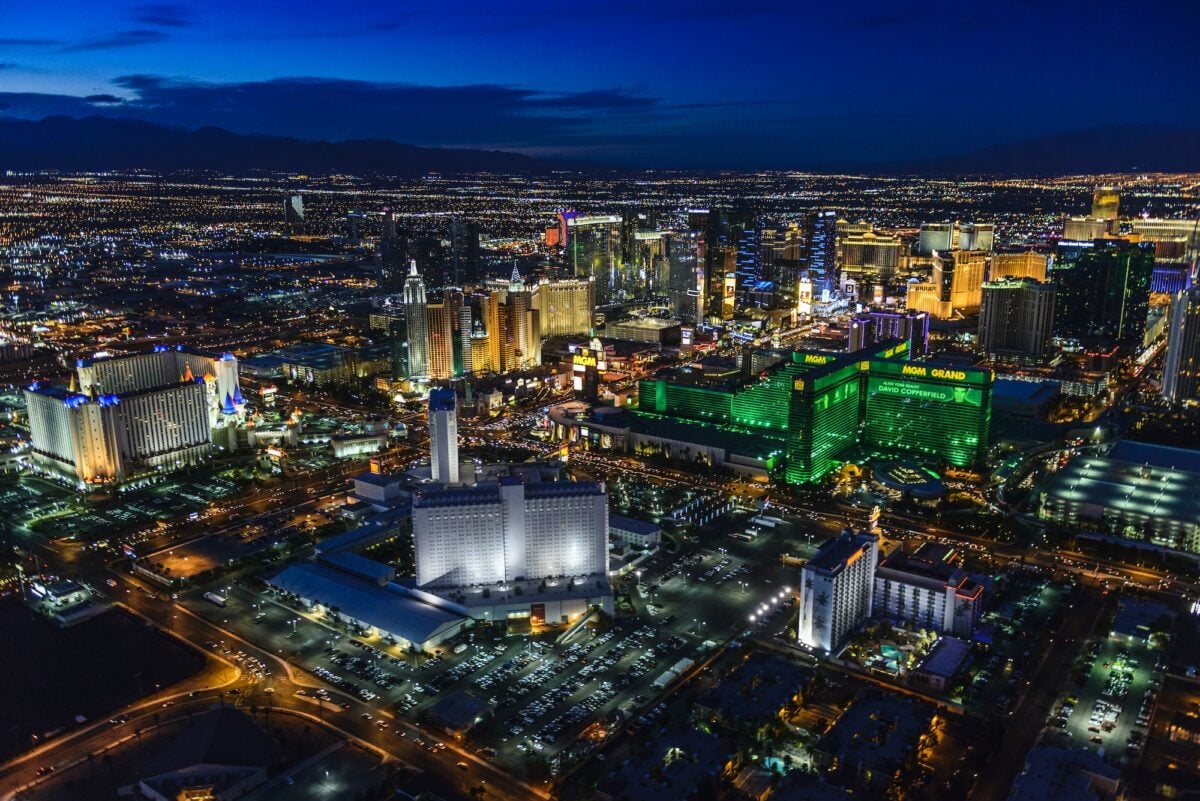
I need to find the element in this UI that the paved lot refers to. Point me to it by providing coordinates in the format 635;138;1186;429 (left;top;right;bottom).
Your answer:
1045;634;1163;768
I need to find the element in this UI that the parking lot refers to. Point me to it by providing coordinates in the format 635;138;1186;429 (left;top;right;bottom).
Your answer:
1045;634;1163;767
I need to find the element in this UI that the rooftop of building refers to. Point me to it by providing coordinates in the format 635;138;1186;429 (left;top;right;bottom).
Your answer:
609;514;662;536
625;410;785;461
608;317;681;330
698;651;814;725
1110;597;1175;639
354;469;403;488
136;705;278;780
1008;746;1120;801
807;530;875;575
814;687;934;778
595;726;728;801
318;550;396;585
426;691;489;732
916;636;972;679
268;562;464;647
412;477;603;508
315;508;409;555
1044;440;1200;524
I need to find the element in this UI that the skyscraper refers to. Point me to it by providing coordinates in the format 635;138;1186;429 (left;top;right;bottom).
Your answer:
847;309;930;356
907;250;987;319
530;277;595;337
989;252;1048;282
449;219;482;286
1051;239;1154;347
426;299;454;380
402;261;430;379
566;215;622;305
1092;187;1120;220
797;529;878;654
284;194;304;235
1162;287;1200;404
978;278;1057;360
664;231;701;323
805;211;838;295
428;388;459;484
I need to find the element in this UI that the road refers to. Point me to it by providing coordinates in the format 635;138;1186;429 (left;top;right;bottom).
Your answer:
0;568;545;801
967;587;1107;801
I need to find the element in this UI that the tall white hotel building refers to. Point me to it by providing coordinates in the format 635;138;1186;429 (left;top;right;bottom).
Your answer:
412;387;610;622
797;529;879;654
24;346;244;487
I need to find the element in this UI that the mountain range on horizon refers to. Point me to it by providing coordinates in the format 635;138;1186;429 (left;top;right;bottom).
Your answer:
0;115;1197;177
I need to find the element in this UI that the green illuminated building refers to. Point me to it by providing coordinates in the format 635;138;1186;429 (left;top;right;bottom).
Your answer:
634;341;992;483
862;360;992;468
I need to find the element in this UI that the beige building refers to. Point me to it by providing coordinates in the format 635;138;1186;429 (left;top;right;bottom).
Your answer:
990;252;1048;282
906;250;986;319
531;277;595;337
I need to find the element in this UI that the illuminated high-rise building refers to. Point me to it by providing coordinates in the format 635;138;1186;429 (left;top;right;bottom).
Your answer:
860;359;992;469
634;342;991;485
428;388;459;484
530;277;595;337
566;215;622;305
989;252;1048;282
957;223;995;253
806;211;838;294
1092;187;1120;220
917;221;993;254
426;299;454;380
798;529;878;654
848;309;930;356
1162;287;1200;404
978;278;1057;360
664;231;702;323
1051;239;1154;347
414;478;609;589
1063;217;1110;241
402;261;430;378
24;348;243;487
906;250;987;319
284;194;304;235
838;230;901;281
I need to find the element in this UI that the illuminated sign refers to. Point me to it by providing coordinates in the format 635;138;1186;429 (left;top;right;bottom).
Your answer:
802;353;832;365
900;364;967;381
793;378;805;391
573;354;597;367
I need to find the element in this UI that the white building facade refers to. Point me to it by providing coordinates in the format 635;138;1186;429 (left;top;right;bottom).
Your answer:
413;477;608;590
797;530;878;654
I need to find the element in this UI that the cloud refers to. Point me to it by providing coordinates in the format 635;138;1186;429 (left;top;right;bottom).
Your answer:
0;38;61;47
132;3;193;28
60;29;169;52
76;75;663;148
84;94;125;104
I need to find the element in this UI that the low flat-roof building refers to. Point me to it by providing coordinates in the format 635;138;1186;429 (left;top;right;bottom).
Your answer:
1040;440;1200;555
912;636;973;692
609;513;662;549
813;687;935;791
1007;746;1120;801
695;651;814;743
267;561;467;652
122;706;279;801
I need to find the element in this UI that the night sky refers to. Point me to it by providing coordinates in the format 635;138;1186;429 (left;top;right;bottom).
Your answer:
1;0;1196;169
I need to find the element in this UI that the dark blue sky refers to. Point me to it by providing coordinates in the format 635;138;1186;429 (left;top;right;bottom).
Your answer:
0;0;1196;168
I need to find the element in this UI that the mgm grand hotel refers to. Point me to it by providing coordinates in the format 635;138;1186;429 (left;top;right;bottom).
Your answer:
547;340;992;484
